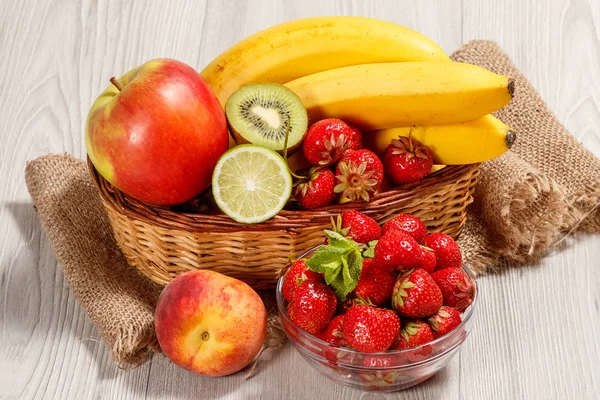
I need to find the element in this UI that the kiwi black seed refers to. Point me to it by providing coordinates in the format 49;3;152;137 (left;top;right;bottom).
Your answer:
225;83;308;153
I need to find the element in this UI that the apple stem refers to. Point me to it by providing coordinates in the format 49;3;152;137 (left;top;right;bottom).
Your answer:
110;77;123;91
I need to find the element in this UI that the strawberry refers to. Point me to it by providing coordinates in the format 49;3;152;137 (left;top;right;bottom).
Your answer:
343;305;400;352
431;268;475;311
381;214;427;243
303;118;355;166
340;210;381;244
418;246;437;274
317;315;348;347
427;306;462;338
373;229;422;271
392;269;443;318
348;258;396;306
423;232;463;270
293;167;336;209
282;259;323;302
391;320;434;350
346;126;363;150
383;136;433;184
288;281;337;335
334;149;384;202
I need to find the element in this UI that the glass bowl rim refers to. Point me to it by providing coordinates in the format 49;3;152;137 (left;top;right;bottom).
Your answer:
276;245;479;366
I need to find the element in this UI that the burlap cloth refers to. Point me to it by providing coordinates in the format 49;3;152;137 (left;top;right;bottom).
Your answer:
24;41;600;368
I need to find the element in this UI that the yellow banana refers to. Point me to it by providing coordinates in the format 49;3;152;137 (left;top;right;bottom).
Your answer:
284;62;513;131
363;115;516;164
201;16;449;106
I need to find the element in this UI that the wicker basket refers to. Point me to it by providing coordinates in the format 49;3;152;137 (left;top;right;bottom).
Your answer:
89;159;480;289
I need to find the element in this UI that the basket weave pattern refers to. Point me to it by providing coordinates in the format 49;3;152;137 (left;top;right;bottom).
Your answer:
89;159;480;289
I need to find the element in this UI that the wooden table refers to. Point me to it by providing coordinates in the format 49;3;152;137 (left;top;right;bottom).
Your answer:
1;0;599;398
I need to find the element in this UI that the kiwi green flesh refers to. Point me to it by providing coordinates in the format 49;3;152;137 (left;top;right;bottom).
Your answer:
225;83;308;152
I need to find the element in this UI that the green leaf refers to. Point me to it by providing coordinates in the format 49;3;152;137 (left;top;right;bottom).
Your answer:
324;229;359;250
327;249;364;301
305;246;346;273
306;233;365;301
323;260;342;283
348;249;363;283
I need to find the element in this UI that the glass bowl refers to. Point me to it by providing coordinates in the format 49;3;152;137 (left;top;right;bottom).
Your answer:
276;247;478;392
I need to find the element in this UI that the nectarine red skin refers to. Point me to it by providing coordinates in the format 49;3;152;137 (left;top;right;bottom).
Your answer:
86;58;228;205
155;270;267;376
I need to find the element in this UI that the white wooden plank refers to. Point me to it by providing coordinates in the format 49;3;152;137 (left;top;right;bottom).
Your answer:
0;0;598;399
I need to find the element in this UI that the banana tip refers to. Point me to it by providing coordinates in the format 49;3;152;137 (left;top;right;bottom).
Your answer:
506;130;517;148
508;78;515;97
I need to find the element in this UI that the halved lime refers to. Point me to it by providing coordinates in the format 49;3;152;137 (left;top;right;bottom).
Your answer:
212;144;292;224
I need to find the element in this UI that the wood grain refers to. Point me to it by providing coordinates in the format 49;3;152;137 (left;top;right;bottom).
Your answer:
0;0;599;399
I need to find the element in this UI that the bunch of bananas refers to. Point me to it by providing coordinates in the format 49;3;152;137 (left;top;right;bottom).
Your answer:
201;16;515;165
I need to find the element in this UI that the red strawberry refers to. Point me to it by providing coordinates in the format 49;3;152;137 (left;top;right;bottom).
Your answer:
391;320;434;350
373;229;422;271
392;269;443;318
293;167;336;209
317;315;348;347
282;259;323;302
423;232;463;270
427;306;462;338
288;281;337;335
381;214;427;243
334;149;384;202
383;136;433;184
348;258;396;306
340;210;381;244
418;247;437;274
343;305;400;352
431;268;475;311
303;118;355;166
346;126;363;150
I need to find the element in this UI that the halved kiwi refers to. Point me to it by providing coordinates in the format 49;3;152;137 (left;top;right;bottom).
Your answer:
225;83;308;153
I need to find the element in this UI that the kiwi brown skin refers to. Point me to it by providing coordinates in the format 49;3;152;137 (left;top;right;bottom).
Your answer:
225;83;308;155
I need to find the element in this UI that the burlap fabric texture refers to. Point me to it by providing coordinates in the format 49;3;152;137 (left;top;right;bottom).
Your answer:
25;41;600;366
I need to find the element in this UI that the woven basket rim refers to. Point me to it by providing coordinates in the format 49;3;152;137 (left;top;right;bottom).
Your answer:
87;157;480;232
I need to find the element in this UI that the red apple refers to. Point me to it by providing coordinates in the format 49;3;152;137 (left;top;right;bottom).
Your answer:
86;58;228;205
155;270;267;376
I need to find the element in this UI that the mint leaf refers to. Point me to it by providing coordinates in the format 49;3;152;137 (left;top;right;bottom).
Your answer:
323;260;342;283
324;230;359;250
327;248;364;300
306;246;346;273
363;240;378;258
348;249;363;283
306;233;365;301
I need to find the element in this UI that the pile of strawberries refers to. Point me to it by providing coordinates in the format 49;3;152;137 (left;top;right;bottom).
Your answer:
282;210;475;355
293;118;433;209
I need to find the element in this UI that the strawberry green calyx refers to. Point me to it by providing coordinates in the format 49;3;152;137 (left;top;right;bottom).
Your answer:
362;240;378;258
392;269;416;308
454;277;476;311
334;160;378;202
319;133;350;165
400;322;420;342
390;136;430;160
330;214;351;237
306;230;364;300
428;308;451;331
294;272;309;286
353;294;375;307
